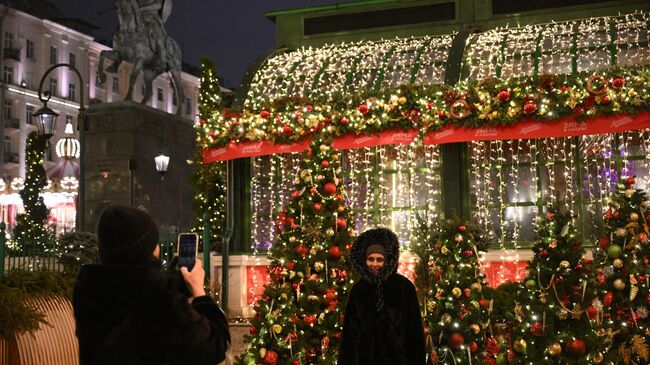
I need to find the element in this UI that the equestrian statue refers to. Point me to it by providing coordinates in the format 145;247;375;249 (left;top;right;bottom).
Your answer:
98;0;184;115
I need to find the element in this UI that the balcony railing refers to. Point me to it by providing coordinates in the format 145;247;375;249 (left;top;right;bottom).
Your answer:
3;48;20;62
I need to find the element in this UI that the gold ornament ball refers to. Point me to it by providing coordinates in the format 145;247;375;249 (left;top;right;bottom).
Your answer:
294;178;301;184
560;260;570;269
259;348;267;358
289;236;297;242
625;189;634;198
452;287;462;298
331;154;339;161
427;300;438;312
272;324;283;334
613;278;626;290
470;324;481;334
613;258;624;269
314;261;324;272
513;338;527;353
319;144;330;152
338;206;345;212
470;282;482;292
630;212;639;222
592;352;604;364
441;313;452;325
326;228;335;236
398;96;408;104
548;343;561;356
308;294;320;302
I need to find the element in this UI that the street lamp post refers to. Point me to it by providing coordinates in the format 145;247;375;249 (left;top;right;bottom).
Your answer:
34;63;86;231
154;154;170;180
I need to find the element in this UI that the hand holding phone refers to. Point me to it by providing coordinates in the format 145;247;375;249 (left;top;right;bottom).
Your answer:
177;233;198;271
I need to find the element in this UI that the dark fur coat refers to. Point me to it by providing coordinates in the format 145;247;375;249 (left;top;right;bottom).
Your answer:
73;263;230;365
339;228;425;365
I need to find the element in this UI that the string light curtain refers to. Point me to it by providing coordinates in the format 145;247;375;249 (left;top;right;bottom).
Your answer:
251;142;441;251
465;12;650;253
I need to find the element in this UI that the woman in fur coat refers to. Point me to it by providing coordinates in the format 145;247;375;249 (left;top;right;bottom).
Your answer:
339;227;425;365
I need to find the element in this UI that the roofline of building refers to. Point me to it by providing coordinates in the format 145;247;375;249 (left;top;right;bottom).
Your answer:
265;0;396;22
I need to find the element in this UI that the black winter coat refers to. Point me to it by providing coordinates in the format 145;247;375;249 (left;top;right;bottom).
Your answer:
339;228;425;365
73;263;230;365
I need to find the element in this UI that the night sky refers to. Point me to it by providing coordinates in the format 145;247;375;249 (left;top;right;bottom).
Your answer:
48;0;354;88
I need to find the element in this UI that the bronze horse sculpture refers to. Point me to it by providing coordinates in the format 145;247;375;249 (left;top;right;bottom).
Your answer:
98;0;184;115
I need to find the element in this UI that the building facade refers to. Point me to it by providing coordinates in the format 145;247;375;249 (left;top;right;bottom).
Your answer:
0;2;199;233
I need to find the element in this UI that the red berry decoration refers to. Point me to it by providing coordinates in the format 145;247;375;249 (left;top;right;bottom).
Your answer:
260;110;270;119
447;333;465;350
565;339;586;357
603;292;614;307
321;160;330;168
497;89;511;102
264;350;279;365
339;117;349;125
329;246;342;260
358;104;369;115
313;202;323;212
336;217;347;229
523;100;537;114
323;182;337;195
611;76;625;90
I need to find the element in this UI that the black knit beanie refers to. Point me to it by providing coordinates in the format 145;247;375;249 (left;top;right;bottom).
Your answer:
97;205;159;265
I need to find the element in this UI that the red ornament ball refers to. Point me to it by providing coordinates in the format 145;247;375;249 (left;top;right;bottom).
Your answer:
292;360;301;365
339;117;349;125
601;95;611;105
358;104;369;115
323;182;337;195
565;339;586;357
336;217;347;229
264;350;279;365
626;176;636;187
479;298;490;308
313;202;323;212
523;101;537;114
285;261;296;271
283;125;293;136
529;322;544;337
260;110;270;119
459;225;467;232
291;190;301;199
603;292;614;307
447;333;465;350
295;244;308;257
470;341;479;353
586;306;598;319
497;89;511;102
329;246;342;260
321;160;330;168
249;326;257;335
464;250;473;257
303;314;317;326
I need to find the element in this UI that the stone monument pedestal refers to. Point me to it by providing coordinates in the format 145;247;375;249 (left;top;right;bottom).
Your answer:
84;101;195;236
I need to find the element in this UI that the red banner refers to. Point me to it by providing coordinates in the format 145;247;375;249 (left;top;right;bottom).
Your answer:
202;112;650;161
424;111;650;145
332;129;419;150
203;139;312;162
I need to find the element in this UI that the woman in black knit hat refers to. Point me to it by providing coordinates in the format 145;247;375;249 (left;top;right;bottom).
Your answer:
339;227;425;365
72;205;230;365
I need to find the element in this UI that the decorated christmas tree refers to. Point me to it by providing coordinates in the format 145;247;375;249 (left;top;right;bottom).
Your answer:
592;177;650;365
510;205;599;364
238;137;354;365
192;57;226;250
14;132;52;253
421;219;492;364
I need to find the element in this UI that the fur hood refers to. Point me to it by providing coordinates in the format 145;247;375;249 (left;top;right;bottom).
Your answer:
350;227;400;284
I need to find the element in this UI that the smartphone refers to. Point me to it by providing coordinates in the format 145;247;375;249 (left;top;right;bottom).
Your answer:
177;233;198;271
